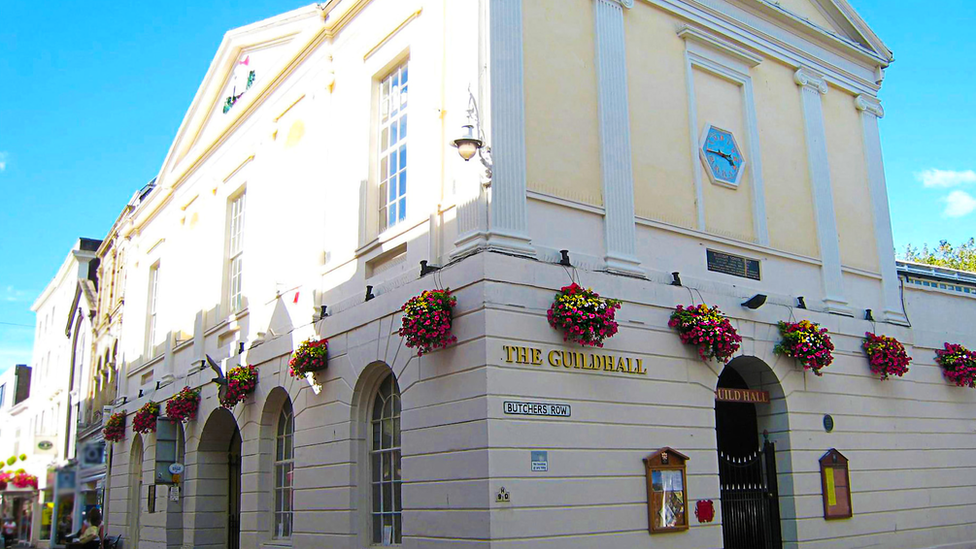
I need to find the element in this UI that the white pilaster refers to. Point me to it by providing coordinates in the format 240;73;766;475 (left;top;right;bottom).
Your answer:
485;0;534;256
593;0;643;276
794;67;850;315
856;94;909;324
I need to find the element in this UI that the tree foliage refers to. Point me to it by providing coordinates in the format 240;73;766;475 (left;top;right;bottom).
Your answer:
904;238;976;273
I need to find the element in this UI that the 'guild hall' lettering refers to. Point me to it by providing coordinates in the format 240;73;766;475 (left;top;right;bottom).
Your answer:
502;345;647;376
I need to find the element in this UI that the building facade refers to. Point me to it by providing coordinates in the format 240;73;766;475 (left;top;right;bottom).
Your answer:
98;1;976;549
0;364;34;545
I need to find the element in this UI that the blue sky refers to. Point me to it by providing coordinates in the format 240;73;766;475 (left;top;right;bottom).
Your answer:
0;1;973;368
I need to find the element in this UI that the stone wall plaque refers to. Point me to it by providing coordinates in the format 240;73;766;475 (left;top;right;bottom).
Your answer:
707;249;761;280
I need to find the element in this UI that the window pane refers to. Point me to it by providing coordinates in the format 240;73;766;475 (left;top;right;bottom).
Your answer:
372;513;382;544
390;122;398;145
372;482;381;514
372;453;381;482
388;208;396;228
389;150;397;176
398;197;406;222
393;418;400;448
399;170;407;196
383;452;392;481
399;116;407;140
394;480;401;511
394;513;402;543
399;144;407;171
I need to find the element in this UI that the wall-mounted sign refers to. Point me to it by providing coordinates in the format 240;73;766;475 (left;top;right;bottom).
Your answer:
707;249;761;281
502;345;647;377
503;401;571;417
644;447;690;533
168;463;185;475
37;440;54;451
531;451;548;472
714;388;769;404
819;449;852;520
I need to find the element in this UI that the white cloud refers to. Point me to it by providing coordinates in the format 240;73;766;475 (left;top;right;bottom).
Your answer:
916;168;976;188
943;190;976;218
0;151;7;172
3;286;30;303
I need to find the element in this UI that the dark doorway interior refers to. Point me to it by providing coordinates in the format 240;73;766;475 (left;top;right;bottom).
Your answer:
228;428;242;549
716;367;759;457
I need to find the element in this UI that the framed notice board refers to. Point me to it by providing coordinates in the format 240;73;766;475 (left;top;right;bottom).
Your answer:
819;449;852;519
643;447;689;533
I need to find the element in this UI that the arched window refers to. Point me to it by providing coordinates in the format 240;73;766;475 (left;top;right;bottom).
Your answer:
273;400;294;539
370;374;401;545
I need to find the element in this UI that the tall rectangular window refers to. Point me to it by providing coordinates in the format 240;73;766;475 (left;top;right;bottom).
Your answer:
274;401;294;539
147;263;160;357
0;384;6;409
378;61;408;233
228;192;247;313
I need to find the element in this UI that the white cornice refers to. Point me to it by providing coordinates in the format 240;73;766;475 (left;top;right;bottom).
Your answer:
794;67;828;94
854;94;884;118
677;24;762;67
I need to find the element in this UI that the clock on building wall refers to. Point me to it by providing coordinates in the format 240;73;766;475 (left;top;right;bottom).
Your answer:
699;124;746;188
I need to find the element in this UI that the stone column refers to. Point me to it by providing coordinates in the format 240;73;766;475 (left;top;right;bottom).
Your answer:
485;0;534;256
856;94;909;324
794;67;850;315
593;0;643;276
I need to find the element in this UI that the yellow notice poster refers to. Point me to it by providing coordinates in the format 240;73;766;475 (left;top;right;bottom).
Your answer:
824;467;837;507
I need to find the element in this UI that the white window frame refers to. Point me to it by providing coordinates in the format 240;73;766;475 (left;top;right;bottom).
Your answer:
370;374;402;545
228;192;247;314
146;262;160;358
679;25;768;246
274;400;294;540
377;61;409;234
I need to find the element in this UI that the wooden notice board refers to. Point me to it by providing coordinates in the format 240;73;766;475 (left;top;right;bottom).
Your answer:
643;447;690;533
819;449;852;519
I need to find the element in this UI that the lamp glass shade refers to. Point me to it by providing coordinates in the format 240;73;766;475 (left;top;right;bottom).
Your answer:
456;140;479;161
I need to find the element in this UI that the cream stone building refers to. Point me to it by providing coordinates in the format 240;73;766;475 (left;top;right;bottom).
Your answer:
101;1;976;549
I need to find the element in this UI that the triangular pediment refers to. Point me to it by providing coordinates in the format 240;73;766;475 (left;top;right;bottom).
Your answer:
746;0;892;62
156;5;326;188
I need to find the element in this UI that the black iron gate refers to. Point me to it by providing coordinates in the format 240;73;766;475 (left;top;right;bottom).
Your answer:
719;440;782;549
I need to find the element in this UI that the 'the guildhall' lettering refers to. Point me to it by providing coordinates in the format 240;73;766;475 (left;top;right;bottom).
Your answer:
502;345;646;376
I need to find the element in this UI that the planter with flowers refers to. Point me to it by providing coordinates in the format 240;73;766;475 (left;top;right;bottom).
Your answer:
934;343;976;388
774;320;834;376
103;412;127;442
669;304;742;362
399;289;458;356
862;332;911;380
0;472;11;491
220;364;259;408
289;337;329;377
133;402;160;434
166;386;201;423
11;472;38;490
547;283;622;348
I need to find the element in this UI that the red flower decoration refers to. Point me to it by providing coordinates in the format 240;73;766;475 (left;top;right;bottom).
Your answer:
669;304;742;363
132;402;160;434
547;283;622;348
103;412;127;443
774;320;834;376
10;472;37;489
288;337;329;377
399;289;458;356
862;332;911;380
166;386;201;423
220;364;259;408
934;342;976;388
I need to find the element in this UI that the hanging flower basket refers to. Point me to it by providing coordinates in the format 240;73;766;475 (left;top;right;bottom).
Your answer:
862;332;911;380
132;402;160;434
103;412;127;442
166;386;201;423
11;472;38;490
934;343;976;388
399;289;458;356
547;283;622;348
774;320;834;376
220;364;259;408
288;337;329;377
669;304;742;363
0;472;11;491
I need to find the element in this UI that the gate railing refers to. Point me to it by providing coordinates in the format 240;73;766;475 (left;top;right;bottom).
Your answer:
719;440;782;549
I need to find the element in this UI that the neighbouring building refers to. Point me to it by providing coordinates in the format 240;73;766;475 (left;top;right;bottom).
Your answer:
28;238;101;548
98;2;976;549
0;364;34;545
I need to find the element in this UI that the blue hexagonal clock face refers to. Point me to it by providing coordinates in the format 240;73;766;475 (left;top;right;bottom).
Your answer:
700;125;745;187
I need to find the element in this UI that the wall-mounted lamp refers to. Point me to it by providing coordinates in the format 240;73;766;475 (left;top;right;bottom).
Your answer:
865;309;874;321
671;272;682;287
451;124;483;162
796;296;806;309
742;294;767;309
320;305;328;319
138;389;144;398
559;250;572;266
451;89;493;180
365;285;375;302
238;341;246;355
420;260;441;276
